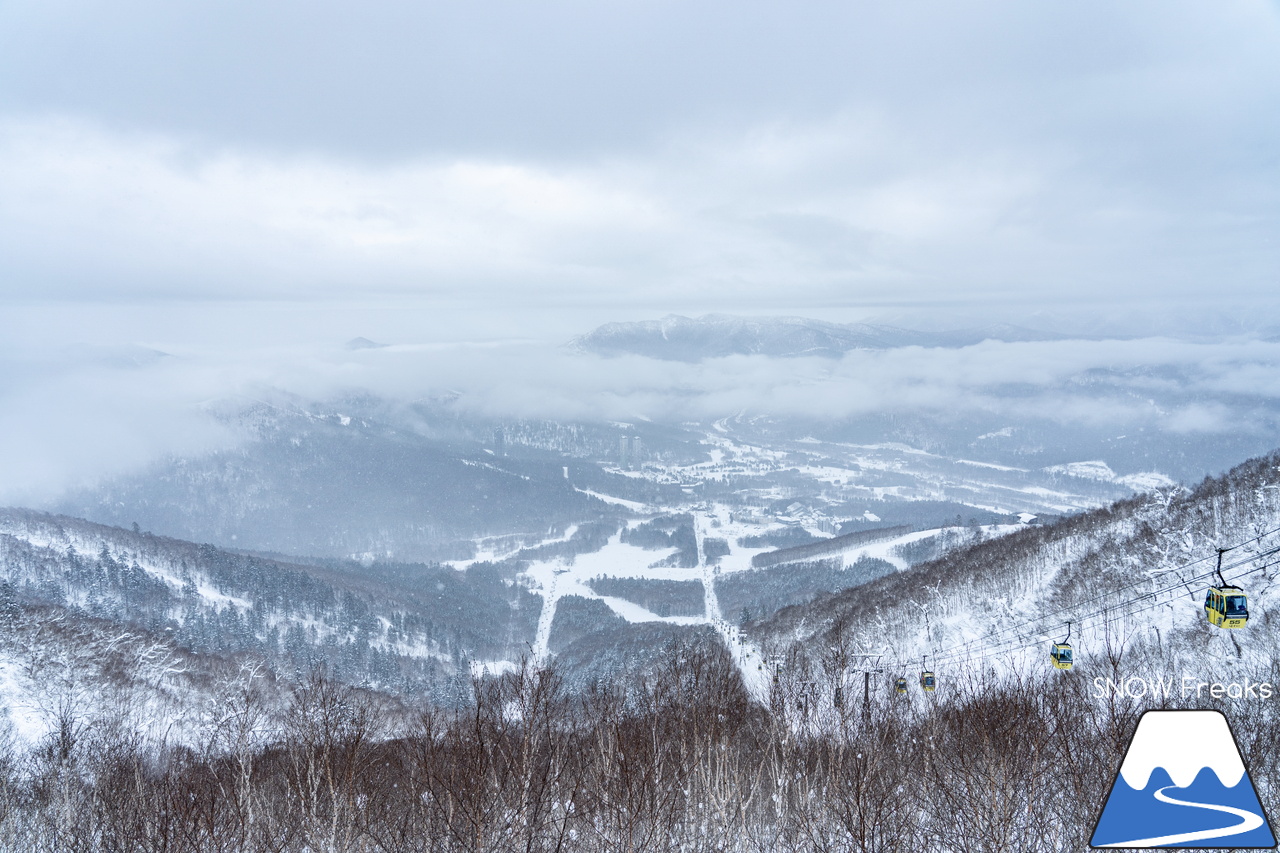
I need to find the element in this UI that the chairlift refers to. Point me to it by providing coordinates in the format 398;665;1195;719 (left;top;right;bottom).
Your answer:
1205;549;1249;629
1050;621;1073;670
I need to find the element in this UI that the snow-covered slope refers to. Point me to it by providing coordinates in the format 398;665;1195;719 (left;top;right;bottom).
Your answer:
751;449;1280;693
0;508;542;726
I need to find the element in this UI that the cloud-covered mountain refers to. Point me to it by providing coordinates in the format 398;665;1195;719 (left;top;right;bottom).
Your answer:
51;398;628;562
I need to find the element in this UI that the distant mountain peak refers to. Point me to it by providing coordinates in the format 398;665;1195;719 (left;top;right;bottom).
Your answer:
568;314;1063;361
345;336;387;350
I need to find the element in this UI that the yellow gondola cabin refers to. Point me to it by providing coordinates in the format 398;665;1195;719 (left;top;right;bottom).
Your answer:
1050;643;1073;670
1205;586;1248;629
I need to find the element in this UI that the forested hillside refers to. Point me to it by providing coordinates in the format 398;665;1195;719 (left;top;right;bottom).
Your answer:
0;508;540;728
752;450;1280;695
52;401;624;562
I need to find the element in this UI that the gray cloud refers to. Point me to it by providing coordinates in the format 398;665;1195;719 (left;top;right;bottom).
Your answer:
0;2;1277;312
3;1;1273;160
2;105;1277;311
0;354;238;505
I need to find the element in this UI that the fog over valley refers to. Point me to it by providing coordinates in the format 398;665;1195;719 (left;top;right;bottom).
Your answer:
4;309;1280;508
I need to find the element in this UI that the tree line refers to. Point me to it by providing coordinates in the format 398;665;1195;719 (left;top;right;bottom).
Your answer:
3;634;1269;853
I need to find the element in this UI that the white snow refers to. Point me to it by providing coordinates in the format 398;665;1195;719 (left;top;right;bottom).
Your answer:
0;652;45;745
470;659;520;678
1118;471;1178;491
195;583;251;610
574;488;649;511
1045;460;1118;481
1042;461;1174;494
955;458;1023;472
596;596;705;625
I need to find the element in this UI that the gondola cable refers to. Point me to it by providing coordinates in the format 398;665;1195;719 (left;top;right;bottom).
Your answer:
878;538;1280;674
895;551;1280;673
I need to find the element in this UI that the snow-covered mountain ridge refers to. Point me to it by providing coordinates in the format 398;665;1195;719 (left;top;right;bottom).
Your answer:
0;507;545;745
569;313;1066;361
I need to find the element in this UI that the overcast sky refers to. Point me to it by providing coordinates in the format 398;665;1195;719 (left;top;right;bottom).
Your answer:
2;0;1278;346
3;1;1280;501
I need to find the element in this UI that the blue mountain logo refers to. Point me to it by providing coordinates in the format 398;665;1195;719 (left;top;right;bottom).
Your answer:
1091;709;1275;848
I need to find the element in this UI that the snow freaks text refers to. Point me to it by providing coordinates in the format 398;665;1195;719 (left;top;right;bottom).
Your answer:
1092;675;1275;701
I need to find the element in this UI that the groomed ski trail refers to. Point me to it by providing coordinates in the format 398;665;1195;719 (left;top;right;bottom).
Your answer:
693;511;771;703
532;568;561;664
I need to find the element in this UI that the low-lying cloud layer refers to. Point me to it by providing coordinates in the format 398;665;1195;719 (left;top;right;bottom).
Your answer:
4;324;1280;504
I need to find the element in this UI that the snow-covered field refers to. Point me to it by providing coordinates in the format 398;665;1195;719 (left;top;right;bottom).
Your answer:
483;495;1010;691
